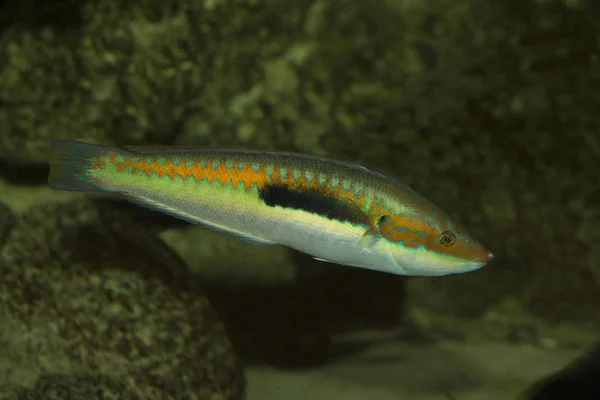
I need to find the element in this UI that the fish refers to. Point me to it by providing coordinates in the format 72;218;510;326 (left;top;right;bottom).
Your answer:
522;341;600;400
47;139;494;276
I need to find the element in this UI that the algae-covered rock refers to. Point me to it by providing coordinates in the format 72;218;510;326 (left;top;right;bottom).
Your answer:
0;200;245;399
0;201;16;249
0;373;135;400
0;0;317;163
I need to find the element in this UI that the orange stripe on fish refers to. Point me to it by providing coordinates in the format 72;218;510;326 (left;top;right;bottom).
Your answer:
106;153;272;192
104;152;394;220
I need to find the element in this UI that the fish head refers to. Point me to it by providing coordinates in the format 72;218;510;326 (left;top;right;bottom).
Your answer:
376;213;493;276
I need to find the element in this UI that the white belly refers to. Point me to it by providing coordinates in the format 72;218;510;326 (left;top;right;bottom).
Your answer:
115;179;401;275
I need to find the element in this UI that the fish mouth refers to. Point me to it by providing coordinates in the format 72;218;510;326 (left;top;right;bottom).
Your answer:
482;250;495;263
468;249;494;271
469;239;494;264
463;248;494;272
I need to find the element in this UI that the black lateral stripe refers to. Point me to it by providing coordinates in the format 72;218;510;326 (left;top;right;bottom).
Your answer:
258;183;367;225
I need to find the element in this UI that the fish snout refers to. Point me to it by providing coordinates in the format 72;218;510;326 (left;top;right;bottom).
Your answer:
483;250;494;263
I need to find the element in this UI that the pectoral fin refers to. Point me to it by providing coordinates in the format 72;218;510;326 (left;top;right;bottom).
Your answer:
339;197;386;250
358;226;384;249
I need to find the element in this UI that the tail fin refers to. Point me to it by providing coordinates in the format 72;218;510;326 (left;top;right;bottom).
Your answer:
47;140;110;192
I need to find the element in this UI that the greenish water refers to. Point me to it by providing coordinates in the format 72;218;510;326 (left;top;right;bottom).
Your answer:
0;0;598;399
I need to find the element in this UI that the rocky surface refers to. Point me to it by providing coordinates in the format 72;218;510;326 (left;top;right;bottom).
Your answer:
0;201;16;249
0;373;141;400
0;200;245;399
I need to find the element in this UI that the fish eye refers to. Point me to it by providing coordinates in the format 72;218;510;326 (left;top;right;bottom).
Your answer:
439;231;456;247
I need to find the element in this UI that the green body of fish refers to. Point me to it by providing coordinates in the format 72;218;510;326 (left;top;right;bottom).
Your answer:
47;140;493;276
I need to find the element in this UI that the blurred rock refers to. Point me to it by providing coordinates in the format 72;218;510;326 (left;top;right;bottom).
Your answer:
161;226;297;286
0;172;78;215
522;341;600;400
0;200;244;399
0;0;319;164
0;200;16;249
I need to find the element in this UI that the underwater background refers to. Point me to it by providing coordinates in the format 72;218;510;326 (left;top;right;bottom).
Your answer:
0;0;599;399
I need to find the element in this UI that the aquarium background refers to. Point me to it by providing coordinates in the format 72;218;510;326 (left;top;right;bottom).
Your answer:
0;0;598;399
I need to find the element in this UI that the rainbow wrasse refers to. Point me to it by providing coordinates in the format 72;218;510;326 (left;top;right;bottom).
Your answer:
47;140;493;276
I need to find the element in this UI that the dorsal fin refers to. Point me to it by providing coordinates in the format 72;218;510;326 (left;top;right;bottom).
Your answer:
124;144;251;154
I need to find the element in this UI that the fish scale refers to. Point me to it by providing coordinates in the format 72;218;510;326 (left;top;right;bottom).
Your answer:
47;139;493;276
112;151;374;213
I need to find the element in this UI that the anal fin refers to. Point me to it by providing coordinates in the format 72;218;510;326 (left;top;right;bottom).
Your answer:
313;257;336;264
